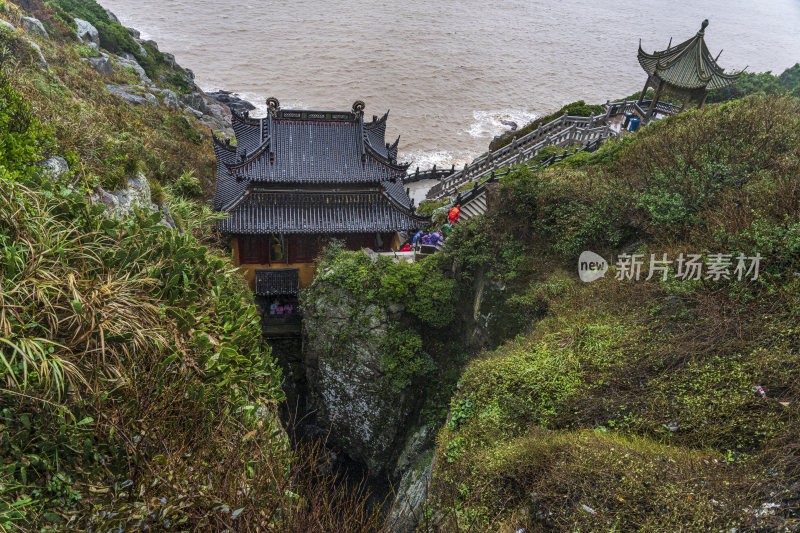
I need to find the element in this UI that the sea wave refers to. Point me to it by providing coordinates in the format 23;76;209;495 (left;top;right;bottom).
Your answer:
466;109;539;140
399;149;479;172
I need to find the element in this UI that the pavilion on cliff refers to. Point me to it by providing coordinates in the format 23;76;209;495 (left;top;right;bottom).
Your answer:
637;19;743;118
213;98;427;301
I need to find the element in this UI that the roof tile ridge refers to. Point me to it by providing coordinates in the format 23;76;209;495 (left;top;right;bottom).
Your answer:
365;145;409;173
219;187;251;213
231;108;259;127
225;137;271;172
212;132;237;153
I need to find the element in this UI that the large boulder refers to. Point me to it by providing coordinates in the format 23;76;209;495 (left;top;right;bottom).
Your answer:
185;106;203;119
85;54;112;75
206;90;257;114
160;89;180;109
106;84;155;107
91;172;175;230
92;172;157;219
114;55;154;87
179;92;209;114
163;52;177;69
40;156;69;180
21;17;48;39
104;8;120;24
302;283;413;475
74;18;99;48
199;96;234;136
24;38;48;70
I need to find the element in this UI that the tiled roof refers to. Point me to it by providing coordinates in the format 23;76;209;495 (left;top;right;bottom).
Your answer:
638;20;741;91
225;119;408;183
213;102;424;235
212;134;248;209
216;189;427;234
230;110;264;152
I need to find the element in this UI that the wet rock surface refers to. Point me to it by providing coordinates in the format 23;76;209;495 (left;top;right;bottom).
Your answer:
206;90;256;114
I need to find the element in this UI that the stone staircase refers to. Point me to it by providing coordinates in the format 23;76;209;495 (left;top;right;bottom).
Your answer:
422;99;679;202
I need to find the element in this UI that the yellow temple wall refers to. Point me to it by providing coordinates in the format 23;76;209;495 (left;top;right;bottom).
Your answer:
231;237;318;291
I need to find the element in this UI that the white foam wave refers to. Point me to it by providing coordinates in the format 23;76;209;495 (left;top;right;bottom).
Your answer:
400;149;478;171
465;108;539;139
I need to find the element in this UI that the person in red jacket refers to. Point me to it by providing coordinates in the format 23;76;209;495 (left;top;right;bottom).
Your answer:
448;204;461;223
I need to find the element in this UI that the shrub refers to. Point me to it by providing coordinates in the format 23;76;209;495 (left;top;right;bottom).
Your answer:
172;170;203;198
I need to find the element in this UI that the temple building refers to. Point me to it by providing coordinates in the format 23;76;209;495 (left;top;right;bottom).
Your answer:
637;19;742;118
213;98;427;301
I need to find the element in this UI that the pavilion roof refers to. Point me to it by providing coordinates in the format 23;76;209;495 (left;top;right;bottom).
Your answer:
638;20;742;91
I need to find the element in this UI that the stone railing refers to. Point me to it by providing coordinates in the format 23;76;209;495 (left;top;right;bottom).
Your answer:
428;123;614;199
454;136;605;207
424;98;679;201
404;164;458;183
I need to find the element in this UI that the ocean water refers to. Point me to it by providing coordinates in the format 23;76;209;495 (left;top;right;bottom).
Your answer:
98;0;800;168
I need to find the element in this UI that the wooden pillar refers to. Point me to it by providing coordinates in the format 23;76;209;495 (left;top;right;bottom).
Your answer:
646;79;663;120
697;92;708;109
637;77;650;105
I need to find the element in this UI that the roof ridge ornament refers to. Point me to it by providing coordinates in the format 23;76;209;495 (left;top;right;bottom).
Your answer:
699;19;709;35
267;97;280;117
352;100;366;119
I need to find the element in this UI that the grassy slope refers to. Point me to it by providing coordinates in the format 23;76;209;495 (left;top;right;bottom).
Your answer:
427;94;800;531
0;2;297;530
0;2;393;531
0;0;215;194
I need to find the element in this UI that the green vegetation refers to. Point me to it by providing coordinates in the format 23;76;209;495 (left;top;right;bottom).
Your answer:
0;12;213;192
306;243;460;395
708;63;800;102
427;94;800;531
0;5;386;529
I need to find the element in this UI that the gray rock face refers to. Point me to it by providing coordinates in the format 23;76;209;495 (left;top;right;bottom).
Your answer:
104;8;120;24
21;17;48;39
302;284;412;475
387;454;434;533
40;156;69;179
92;172;157;220
85;54;112;75
74;18;99;48
180;92;209;114
24;38;48;70
144;93;158;106
114;55;154;87
163;52;177;69
185;106;203;119
0;20;15;32
127;27;140;39
106;84;155;107
199;96;233;136
161;89;179;109
161;89;180;109
394;426;432;478
91;172;175;230
206;90;257;114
